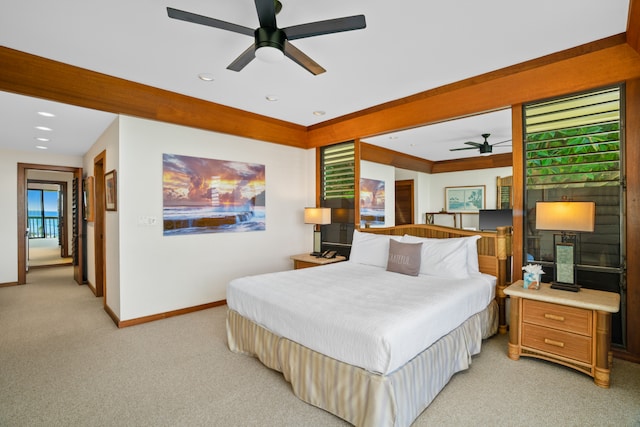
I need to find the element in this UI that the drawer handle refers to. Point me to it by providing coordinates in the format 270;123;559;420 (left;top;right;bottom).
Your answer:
544;313;565;322
544;338;565;348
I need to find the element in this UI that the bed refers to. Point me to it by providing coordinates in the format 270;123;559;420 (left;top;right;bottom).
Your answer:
226;224;512;427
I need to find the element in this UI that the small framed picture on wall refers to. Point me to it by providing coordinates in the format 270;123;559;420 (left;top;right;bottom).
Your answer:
445;185;485;212
105;170;117;211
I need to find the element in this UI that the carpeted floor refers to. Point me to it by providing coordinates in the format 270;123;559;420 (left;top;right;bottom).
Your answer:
1;266;639;426
28;238;72;267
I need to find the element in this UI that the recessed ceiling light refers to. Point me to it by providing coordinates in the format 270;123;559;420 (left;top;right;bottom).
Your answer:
389;136;399;140
265;95;278;102
38;111;55;117
197;73;215;81
35;145;48;150
35;137;50;142
313;110;326;116
35;126;52;131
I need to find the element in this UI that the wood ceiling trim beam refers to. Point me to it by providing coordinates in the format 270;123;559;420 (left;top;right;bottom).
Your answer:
628;0;640;54
360;141;511;174
307;34;640;148
360;142;434;173
0;47;307;149
430;153;512;174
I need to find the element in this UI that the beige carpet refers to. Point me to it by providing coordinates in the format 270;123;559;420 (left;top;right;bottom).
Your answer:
1;266;639;426
28;238;72;267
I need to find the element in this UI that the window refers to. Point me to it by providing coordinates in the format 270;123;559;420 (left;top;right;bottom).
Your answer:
523;85;626;346
27;188;61;239
322;141;355;200
320;141;355;256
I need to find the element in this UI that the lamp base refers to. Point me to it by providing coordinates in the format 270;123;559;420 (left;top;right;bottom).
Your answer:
550;282;581;292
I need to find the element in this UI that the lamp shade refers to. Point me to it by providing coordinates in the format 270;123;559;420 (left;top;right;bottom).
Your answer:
304;207;331;225
535;201;595;232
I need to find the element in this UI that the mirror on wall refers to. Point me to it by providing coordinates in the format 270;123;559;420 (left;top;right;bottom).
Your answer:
359;109;513;228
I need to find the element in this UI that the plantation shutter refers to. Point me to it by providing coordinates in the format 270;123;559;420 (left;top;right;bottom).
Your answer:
322;141;355;200
524;87;621;189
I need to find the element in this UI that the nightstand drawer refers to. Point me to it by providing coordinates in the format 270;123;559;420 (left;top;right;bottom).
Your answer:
522;323;592;364
522;299;592;336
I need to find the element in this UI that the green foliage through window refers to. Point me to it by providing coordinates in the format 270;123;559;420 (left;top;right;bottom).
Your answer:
322;141;355;199
525;87;621;189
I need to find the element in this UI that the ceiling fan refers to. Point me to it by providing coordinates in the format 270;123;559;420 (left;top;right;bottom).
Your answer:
449;133;512;155
167;0;366;75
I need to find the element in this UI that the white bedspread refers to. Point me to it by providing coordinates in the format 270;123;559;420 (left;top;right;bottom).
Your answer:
227;261;496;375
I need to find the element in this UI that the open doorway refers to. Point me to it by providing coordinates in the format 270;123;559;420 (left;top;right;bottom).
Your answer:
17;163;84;285
26;178;73;268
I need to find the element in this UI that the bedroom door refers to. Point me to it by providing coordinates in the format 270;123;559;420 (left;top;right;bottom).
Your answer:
395;180;414;225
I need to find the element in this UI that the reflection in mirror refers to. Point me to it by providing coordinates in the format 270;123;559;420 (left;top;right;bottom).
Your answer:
497;175;513;209
359;109;513;229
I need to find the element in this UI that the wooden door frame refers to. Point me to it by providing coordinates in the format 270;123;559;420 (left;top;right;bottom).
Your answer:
17;163;83;285
93;151;106;299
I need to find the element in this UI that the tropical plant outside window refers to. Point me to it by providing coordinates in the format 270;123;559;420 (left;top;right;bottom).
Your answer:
523;85;625;346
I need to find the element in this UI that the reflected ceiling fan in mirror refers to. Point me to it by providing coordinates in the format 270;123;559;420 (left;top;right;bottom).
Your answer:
449;133;511;155
167;0;366;75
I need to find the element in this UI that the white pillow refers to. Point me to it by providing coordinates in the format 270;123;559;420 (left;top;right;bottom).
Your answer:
349;229;401;268
401;234;481;278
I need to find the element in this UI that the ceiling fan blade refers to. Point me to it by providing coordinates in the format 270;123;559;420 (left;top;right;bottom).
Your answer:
283;15;366;40
284;41;326;75
463;141;483;147
491;139;512;146
254;0;277;29
227;44;256;72
167;7;254;37
449;146;478;151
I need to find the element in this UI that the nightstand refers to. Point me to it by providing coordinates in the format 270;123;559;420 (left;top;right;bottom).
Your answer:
290;253;346;270
504;280;620;388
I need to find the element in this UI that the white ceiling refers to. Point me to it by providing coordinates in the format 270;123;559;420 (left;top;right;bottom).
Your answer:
0;0;630;160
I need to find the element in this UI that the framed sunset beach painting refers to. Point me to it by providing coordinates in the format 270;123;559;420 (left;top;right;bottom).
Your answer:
162;154;266;236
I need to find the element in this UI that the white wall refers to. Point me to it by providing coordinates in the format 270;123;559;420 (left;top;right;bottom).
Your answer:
95;116;313;321
360;160;395;227
0;149;82;284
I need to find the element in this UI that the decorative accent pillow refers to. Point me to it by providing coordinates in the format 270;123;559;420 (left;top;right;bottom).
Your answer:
349;229;401;268
386;239;422;276
400;234;477;278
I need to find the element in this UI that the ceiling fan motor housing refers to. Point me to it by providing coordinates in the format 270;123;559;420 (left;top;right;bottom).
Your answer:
255;27;286;52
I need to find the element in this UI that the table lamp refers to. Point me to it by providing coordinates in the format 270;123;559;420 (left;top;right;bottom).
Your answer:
535;201;595;291
304;207;331;255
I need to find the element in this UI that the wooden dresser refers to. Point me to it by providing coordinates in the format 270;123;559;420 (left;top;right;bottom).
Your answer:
505;280;620;388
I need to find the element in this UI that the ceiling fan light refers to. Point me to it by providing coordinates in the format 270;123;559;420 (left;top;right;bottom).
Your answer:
255;46;284;62
255;27;286;63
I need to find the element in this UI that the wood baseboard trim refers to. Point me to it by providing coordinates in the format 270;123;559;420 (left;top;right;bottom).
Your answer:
0;281;19;288
613;348;640;364
87;281;97;296
116;300;227;328
104;303;120;327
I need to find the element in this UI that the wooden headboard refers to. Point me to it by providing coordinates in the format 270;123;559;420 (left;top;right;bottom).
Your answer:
361;224;512;334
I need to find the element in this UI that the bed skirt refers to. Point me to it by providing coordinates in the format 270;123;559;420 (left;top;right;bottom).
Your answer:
226;300;498;427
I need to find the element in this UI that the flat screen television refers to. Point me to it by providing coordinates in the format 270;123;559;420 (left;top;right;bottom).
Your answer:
478;209;513;231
